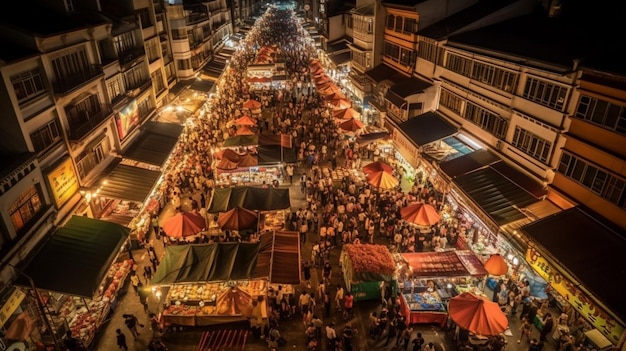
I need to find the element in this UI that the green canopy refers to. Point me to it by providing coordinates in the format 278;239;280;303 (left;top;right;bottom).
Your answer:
16;216;130;298
222;135;258;147
151;243;260;285
208;186;291;213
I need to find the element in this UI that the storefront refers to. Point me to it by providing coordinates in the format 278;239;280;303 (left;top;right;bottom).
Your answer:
395;250;487;327
14;216;132;348
520;207;626;349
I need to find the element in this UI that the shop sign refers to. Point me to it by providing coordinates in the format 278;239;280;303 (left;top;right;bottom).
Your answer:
391;129;419;168
526;248;624;344
0;288;25;329
46;157;79;208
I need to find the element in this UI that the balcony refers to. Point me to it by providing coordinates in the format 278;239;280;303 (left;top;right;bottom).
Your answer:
51;64;103;95
126;79;152;98
186;12;209;25
118;47;146;68
67;104;113;142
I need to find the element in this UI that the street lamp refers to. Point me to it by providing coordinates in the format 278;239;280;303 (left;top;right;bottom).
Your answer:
4;263;61;351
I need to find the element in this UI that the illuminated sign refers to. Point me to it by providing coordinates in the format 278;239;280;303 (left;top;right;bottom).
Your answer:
47;158;79;208
526;248;624;344
392;129;419;168
116;99;139;140
0;288;25;329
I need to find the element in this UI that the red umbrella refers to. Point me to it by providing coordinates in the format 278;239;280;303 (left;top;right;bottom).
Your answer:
448;292;509;336
367;170;399;190
162;211;206;238
330;97;352;109
243;99;262;110
400;202;441;226
362;161;394;174
484;254;509;276
218;207;258;231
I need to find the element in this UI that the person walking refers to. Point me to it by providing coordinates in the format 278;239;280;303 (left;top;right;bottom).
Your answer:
540;313;554;342
326;322;337;351
412;332;425;351
343;292;354;320
123;313;142;340
116;328;128;350
518;316;533;344
151;215;159;238
334;285;344;312
130;272;141;295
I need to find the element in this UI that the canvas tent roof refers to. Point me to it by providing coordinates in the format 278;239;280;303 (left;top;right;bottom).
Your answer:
223;135;258;147
122;122;183;167
16;216;130;298
208;186;291;213
258;145;297;164
96;163;161;203
256;231;301;285
151;243;260;285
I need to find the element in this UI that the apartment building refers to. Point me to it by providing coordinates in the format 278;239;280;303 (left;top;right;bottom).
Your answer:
0;0;237;345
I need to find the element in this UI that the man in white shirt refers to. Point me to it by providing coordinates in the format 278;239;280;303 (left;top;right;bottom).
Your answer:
326;322;337;350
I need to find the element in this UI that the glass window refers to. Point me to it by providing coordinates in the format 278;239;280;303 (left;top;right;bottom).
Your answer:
11;68;47;104
9;185;43;233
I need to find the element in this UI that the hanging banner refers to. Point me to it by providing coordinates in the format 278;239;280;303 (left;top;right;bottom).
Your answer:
115;99;139;140
526;248;624;345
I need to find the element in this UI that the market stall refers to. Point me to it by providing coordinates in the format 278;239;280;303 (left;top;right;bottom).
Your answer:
150;243;264;327
395;250;488;327
207;186;291;213
15;216;132;347
340;244;396;301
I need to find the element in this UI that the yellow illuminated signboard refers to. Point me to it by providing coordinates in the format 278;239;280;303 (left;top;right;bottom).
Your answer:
47;158;79;208
0;288;25;329
526;248;624;344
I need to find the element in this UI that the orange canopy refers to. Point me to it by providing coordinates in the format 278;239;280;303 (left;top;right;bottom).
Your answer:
237;153;258;168
235;115;258;126
162;211;206;238
243;99;262;110
218;207;258;231
367;170;399;190
400;202;441;226
448;292;509;336
339;118;364;132
484;254;509;276
330;97;352;109
333;108;359;120
217;157;240;170
236;126;255;135
362;161;394;175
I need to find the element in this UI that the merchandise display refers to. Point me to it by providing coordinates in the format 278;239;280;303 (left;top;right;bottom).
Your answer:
162;280;267;326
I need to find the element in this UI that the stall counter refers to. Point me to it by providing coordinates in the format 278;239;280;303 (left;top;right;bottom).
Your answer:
398;292;447;328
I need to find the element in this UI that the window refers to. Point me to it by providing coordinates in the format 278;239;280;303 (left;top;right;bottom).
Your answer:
399;48;415;67
394;17;403;32
113;32;136;55
138;8;153;28
177;58;191;71
523;77;568;110
9;185;43;233
151;69;165;95
30;119;61;153
124;65;147;90
137;97;155;120
66;94;100;125
11;68;47;104
471;61;518;93
418;40;438;63
511;126;551;163
386;15;394;29
383;41;400;62
51;48;89;82
575;94;626;135
107;76;125;101
558;152;626;207
444;53;472;77
146;38;161;63
464;102;508;139
403;19;416;34
439;89;463;115
164;62;175;82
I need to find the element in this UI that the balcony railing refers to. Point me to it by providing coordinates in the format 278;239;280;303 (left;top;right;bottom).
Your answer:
67;103;113;142
51;64;103;95
118;47;146;67
186;12;209;25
